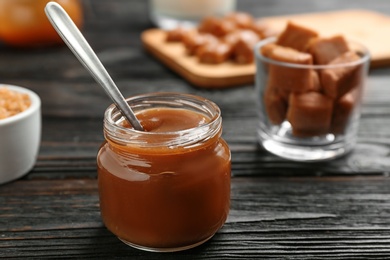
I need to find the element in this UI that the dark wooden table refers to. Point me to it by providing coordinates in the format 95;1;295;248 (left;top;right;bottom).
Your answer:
1;0;390;259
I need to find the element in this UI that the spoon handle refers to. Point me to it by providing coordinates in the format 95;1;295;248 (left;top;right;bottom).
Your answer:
45;2;144;131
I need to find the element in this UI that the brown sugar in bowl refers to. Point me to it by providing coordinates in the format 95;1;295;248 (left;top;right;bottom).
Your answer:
0;84;41;185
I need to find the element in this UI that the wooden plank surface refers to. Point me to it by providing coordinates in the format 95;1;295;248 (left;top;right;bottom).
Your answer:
1;0;390;259
1;177;390;259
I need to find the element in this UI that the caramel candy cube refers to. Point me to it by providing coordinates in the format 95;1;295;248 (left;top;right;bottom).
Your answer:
251;19;280;39
182;32;218;55
266;45;314;92
257;43;277;75
331;91;357;134
224;30;242;47
196;42;232;64
309;35;350;65
264;84;288;125
198;17;237;37
276;22;319;52
226;29;266;53
198;17;218;34
260;43;278;58
310;70;322;92
166;27;188;42
320;51;362;99
287;92;333;137
232;30;260;64
225;12;254;29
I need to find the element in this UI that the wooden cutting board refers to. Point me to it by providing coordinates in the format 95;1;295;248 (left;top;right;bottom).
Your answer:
142;9;390;88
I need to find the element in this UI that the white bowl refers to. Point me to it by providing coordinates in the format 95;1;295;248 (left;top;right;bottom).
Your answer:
0;84;41;185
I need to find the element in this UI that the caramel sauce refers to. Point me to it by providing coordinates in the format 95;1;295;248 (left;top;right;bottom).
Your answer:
97;108;231;249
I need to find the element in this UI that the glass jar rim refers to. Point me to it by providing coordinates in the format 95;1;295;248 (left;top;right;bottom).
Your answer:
254;37;371;70
103;92;222;147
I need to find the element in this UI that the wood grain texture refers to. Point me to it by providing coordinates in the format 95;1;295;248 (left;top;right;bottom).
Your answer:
1;0;390;259
1;177;390;259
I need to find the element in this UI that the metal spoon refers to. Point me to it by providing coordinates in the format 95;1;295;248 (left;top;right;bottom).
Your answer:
45;2;144;131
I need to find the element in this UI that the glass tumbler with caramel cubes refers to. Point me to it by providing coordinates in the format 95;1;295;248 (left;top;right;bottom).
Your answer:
255;22;370;161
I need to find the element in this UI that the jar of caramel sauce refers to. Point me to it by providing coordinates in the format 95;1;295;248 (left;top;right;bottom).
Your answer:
97;92;231;252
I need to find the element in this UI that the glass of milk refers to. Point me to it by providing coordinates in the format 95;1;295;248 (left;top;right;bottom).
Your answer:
149;0;236;29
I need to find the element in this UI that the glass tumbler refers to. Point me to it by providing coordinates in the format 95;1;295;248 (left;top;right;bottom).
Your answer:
255;38;370;161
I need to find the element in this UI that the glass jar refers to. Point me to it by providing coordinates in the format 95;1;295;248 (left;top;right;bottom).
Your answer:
97;92;231;252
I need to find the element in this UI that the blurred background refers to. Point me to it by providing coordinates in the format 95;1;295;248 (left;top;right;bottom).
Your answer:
0;0;389;163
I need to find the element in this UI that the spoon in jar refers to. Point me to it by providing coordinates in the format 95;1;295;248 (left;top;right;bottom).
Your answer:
44;2;144;131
